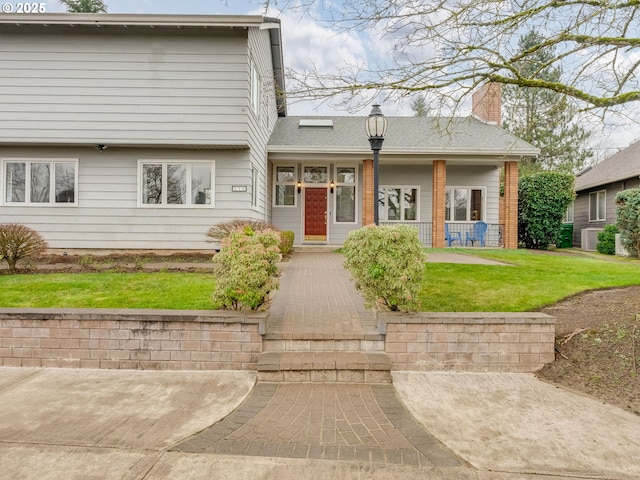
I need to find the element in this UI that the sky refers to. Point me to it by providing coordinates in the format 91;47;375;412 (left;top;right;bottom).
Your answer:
40;0;640;159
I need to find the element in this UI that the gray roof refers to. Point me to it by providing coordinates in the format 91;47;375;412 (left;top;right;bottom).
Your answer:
268;116;539;157
575;140;640;191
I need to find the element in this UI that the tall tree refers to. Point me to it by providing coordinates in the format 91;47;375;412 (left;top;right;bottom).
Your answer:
502;31;593;175
59;0;107;13
410;95;430;117
264;0;640;114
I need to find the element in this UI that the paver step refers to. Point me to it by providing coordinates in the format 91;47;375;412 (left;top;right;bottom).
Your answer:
262;338;385;352
257;351;392;383
262;332;384;341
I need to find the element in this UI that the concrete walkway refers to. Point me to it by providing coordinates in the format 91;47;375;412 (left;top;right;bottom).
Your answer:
1;251;639;479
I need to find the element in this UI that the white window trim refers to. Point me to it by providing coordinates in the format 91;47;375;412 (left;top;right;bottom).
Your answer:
589;190;606;222
379;185;420;222
445;186;486;223
137;160;215;208
249;56;261;117
333;165;358;224
251;165;259;210
1;157;79;207
273;164;298;208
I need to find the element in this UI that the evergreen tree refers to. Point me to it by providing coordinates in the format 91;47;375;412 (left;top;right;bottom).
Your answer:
59;0;107;13
502;31;592;175
410;95;429;117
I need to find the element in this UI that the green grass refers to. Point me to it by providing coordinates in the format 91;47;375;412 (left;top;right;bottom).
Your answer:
421;249;640;311
0;272;216;310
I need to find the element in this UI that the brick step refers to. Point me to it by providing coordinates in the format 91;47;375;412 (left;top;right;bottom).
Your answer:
262;332;384;341
262;338;385;352
257;351;392;383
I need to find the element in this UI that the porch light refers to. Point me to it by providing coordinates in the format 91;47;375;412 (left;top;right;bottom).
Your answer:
297;181;302;193
365;104;387;225
330;180;335;193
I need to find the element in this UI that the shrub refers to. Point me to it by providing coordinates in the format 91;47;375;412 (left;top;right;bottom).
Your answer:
206;219;275;242
596;224;618;255
279;231;295;257
615;188;640;257
211;226;281;310
518;172;575;249
0;224;48;273
342;224;426;312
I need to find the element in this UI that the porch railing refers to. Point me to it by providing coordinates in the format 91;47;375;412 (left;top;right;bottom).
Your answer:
379;222;504;247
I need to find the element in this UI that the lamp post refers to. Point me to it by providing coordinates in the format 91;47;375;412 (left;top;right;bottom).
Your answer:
365;104;388;225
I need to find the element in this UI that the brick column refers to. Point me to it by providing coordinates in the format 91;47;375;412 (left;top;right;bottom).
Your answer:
432;160;446;248
503;161;519;249
362;159;374;226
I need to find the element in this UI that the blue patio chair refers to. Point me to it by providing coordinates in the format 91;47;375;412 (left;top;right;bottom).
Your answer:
466;221;488;247
444;223;462;247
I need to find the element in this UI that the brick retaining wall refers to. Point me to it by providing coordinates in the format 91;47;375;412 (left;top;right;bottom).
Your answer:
379;312;555;373
0;309;266;370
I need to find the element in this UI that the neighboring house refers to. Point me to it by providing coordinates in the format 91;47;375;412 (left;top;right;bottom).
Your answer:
573;141;640;250
0;14;537;251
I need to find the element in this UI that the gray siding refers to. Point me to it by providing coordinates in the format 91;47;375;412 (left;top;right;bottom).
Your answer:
0;146;262;250
447;165;500;224
573;178;640;247
0;27;251;146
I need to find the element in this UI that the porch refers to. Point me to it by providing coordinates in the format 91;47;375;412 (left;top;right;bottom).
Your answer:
380;222;504;248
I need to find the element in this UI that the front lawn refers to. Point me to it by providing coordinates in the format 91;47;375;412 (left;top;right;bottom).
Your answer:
0;272;215;310
420;249;640;311
1;249;638;311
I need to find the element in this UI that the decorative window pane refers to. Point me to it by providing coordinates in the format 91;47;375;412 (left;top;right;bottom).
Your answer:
192;164;212;205
3;159;77;206
277;166;295;183
142;164;163;205
5;162;26;203
336;185;355;222
304;166;327;183
55;163;76;203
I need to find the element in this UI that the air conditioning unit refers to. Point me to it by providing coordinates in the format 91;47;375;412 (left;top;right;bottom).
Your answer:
581;228;602;251
615;234;630;257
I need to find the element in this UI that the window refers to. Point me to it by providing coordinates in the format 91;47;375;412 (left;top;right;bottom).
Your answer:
251;166;259;208
335;166;356;223
3;158;77;205
274;165;296;206
445;187;484;222
379;186;419;222
589;190;606;221
139;161;214;207
563;201;574;223
249;56;261;116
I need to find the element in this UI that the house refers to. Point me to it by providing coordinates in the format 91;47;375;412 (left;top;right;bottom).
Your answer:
0;14;537;251
573;141;640;250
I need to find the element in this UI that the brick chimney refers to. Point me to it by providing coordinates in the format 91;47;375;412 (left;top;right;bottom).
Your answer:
472;82;502;125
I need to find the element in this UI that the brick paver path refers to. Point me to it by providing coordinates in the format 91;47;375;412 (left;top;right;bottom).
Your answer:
266;253;378;339
173;383;462;468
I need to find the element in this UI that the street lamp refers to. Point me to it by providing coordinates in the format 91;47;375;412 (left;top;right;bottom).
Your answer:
365;104;388;225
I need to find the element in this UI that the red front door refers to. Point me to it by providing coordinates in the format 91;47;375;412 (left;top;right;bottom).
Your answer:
304;188;327;241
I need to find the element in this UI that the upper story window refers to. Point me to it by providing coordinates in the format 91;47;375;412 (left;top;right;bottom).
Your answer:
446;187;484;222
249;56;261;116
379;186;419;222
589;190;606;221
139;161;214;207
335;166;357;223
274;165;296;206
3;158;77;206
